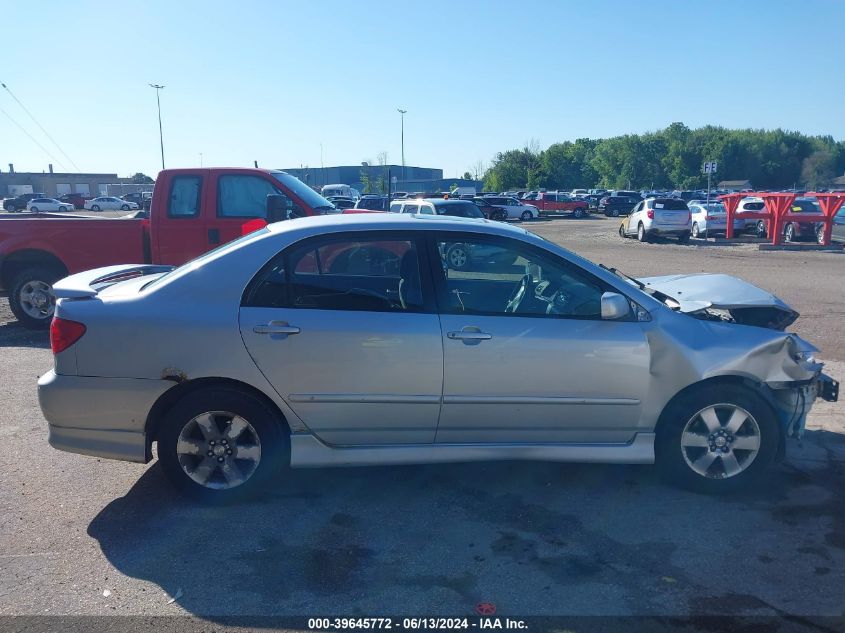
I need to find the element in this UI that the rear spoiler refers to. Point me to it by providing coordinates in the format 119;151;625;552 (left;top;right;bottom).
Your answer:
52;264;175;299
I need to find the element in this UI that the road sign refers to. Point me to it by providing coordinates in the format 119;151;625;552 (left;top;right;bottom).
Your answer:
703;161;718;174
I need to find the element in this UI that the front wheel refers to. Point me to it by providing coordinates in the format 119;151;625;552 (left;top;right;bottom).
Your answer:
445;243;469;269
656;384;778;493
9;267;60;329
817;225;826;245
29;206;38;213
756;221;767;238
58;206;69;212
120;204;130;211
158;387;288;503
618;224;626;238
784;223;795;243
91;205;101;211
521;210;533;221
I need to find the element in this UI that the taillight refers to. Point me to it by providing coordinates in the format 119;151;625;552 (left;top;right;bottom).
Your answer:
647;210;654;219
50;318;86;354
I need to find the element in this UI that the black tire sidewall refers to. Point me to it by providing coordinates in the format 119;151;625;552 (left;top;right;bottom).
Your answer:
157;387;289;503
656;384;779;494
9;268;60;329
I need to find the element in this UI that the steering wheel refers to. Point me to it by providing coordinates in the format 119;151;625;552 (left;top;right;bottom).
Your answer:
505;274;535;313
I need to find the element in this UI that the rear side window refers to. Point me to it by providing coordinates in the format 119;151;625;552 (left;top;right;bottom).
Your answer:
651;199;689;210
389;202;402;212
168;176;202;217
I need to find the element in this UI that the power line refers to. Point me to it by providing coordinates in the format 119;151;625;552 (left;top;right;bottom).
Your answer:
0;104;68;170
1;81;81;172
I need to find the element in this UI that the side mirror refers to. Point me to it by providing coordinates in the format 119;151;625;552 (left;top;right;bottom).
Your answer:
266;194;289;222
601;292;630;320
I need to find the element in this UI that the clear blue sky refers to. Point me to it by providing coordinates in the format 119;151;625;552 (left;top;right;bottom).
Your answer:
3;0;843;178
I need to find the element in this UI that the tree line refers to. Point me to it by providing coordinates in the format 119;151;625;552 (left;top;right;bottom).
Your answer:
482;123;845;192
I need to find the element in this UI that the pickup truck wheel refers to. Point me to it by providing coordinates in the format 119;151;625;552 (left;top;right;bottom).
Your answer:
573;207;587;219
656;384;778;494
120;204;129;211
9;268;60;329
91;205;100;211
158;387;289;503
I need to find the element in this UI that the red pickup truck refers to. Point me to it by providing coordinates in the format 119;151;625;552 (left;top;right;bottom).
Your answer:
522;192;589;218
0;167;335;328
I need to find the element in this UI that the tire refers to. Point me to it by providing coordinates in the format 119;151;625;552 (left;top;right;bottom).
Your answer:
521;210;532;221
817;225;826;245
9;267;61;329
756;221;767;239
120;204;129;211
656;384;779;494
677;231;690;244
637;223;648;242
573;207;586;219
618;224;626;238
58;206;68;212
691;223;700;238
91;205;100;211
784;223;795;243
29;207;38;213
446;243;469;269
609;209;619;217
157;386;289;504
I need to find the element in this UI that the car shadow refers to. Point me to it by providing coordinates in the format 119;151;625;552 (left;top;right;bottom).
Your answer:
0;321;50;349
87;428;845;619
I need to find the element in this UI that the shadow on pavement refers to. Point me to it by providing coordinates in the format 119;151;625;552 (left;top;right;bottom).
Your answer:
0;321;50;348
87;429;845;619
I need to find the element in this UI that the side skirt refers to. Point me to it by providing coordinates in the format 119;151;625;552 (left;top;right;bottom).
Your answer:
289;433;655;468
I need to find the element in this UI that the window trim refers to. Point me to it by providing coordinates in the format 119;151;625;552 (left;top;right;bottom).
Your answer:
167;175;203;219
424;231;634;322
241;230;438;314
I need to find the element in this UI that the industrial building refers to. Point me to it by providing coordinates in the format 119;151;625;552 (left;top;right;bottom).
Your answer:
281;164;449;193
0;164;143;198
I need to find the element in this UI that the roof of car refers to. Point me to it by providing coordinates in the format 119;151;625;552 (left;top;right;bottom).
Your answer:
266;210;526;237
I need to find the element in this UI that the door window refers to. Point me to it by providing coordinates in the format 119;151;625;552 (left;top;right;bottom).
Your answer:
244;236;426;312
168;176;202;217
435;236;609;319
218;175;286;218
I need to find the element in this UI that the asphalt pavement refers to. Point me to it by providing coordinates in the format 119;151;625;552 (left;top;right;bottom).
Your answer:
1;215;843;627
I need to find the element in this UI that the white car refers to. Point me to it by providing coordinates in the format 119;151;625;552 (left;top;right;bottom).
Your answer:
26;198;74;213
483;196;540;221
619;197;692;242
83;196;140;211
689;202;746;238
735;197;767;232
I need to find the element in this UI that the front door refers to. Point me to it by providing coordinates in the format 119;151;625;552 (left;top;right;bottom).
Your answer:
430;233;651;444
239;232;443;446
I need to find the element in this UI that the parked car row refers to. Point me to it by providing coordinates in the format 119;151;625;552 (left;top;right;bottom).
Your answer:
2;191;151;212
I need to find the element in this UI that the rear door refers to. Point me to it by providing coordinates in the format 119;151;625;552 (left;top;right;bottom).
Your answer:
239;231;444;445
153;172;210;264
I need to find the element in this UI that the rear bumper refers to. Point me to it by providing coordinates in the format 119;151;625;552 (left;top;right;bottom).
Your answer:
38;370;172;463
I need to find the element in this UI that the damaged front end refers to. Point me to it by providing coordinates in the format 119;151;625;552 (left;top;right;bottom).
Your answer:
635;272;839;439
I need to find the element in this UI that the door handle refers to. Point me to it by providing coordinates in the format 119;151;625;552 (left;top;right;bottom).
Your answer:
208;228;220;244
447;330;492;341
253;322;301;335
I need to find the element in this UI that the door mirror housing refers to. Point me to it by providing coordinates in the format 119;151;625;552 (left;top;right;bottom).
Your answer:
601;292;630;320
266;194;289;222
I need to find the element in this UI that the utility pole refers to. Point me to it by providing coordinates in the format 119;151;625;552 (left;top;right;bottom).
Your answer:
199;152;203;167
397;108;407;183
149;84;165;170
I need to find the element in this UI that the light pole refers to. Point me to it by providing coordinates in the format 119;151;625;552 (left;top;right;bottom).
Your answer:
397;108;407;183
149;84;165;170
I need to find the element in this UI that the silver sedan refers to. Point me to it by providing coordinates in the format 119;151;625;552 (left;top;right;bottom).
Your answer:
38;214;838;502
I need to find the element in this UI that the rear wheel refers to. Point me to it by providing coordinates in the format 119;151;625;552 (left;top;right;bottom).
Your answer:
817;224;826;244
120;204;129;211
573;207;587;219
58;206;68;212
756;220;767;238
158;387;288;503
29;206;38;212
609;209;619;217
9;267;60;329
784;223;795;243
656;384;778;493
678;231;690;244
691;223;700;238
446;243;469;269
637;223;648;242
618;224;626;238
91;205;101;211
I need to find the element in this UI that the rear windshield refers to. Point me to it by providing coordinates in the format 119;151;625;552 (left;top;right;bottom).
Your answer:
434;202;484;218
651;199;689;210
743;202;765;211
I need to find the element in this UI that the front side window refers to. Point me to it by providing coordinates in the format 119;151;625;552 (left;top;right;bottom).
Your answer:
436;235;609;319
218;175;282;218
245;236;425;312
168;176;202;217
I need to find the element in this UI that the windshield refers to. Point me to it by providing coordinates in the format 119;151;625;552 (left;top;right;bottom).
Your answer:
270;171;334;211
434;201;484;218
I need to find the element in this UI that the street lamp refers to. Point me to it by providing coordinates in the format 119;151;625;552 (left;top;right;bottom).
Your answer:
397;108;407;183
149;84;165;170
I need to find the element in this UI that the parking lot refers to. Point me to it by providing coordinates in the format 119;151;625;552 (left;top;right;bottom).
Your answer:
1;214;844;622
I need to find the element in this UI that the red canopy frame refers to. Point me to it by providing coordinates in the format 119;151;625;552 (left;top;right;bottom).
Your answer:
719;192;844;245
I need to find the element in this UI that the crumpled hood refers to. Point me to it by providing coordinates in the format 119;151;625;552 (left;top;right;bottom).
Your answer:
637;273;799;330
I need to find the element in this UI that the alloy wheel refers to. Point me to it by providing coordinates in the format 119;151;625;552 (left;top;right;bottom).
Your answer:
19;280;55;319
680;404;761;479
176;411;262;490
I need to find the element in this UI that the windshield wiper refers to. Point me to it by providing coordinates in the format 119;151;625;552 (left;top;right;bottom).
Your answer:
599;263;646;290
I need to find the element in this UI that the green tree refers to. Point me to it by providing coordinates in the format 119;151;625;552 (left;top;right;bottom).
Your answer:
130;172;154;184
801;150;837;189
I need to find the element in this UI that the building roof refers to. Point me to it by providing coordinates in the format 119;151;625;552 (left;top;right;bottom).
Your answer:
718;180;752;187
831;175;845;185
